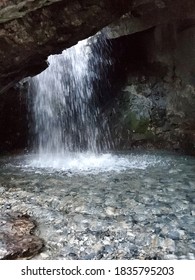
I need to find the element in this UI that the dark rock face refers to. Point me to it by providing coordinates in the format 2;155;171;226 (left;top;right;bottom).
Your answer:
0;0;131;93
103;0;195;39
107;28;195;154
0;86;28;153
101;0;195;155
1;0;195;92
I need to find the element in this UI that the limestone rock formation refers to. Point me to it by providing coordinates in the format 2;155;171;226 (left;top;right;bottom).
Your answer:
0;0;131;93
1;0;195;93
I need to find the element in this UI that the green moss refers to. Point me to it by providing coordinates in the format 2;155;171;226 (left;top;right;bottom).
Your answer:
124;111;150;133
144;130;156;140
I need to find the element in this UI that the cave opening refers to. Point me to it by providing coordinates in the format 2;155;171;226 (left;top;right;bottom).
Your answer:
0;2;195;262
0;28;153;156
1;23;195;157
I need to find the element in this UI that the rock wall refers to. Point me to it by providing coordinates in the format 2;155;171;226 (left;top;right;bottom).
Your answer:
103;0;195;39
107;27;195;155
0;0;131;93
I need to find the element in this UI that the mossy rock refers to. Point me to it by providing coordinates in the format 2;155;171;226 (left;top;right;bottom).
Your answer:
124;111;150;133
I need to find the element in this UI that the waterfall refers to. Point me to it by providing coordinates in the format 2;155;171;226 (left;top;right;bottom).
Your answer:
28;35;113;160
25;35;164;173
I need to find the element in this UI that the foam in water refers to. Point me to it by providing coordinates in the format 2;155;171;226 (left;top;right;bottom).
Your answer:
23;152;166;174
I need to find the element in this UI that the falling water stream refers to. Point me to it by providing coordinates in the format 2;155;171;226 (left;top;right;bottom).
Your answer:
30;39;100;154
0;35;194;260
26;35;120;170
27;36;115;169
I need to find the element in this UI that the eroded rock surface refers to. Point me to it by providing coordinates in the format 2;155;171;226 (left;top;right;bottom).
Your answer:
0;212;44;259
0;0;131;92
104;26;195;154
1;0;195;92
103;0;195;39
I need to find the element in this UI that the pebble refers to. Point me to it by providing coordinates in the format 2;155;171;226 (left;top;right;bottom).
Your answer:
0;187;5;194
187;253;195;260
105;206;117;216
164;254;178;260
167;230;186;240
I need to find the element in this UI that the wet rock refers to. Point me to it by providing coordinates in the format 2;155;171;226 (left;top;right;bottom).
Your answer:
105;206;118;216
0;186;5;194
105;20;195;155
103;1;195;39
164;254;178;260
0;213;44;259
68;252;78;260
187;253;195;260
167;230;186;241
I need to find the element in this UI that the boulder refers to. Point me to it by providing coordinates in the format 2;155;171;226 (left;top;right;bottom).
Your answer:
0;213;44;260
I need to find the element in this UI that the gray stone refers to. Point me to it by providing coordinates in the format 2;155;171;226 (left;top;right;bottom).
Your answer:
164;254;178;260
167;230;185;241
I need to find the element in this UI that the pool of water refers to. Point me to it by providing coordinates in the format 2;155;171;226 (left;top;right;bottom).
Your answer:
0;151;195;259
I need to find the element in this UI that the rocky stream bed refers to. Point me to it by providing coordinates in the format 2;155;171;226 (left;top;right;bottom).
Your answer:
0;151;194;260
